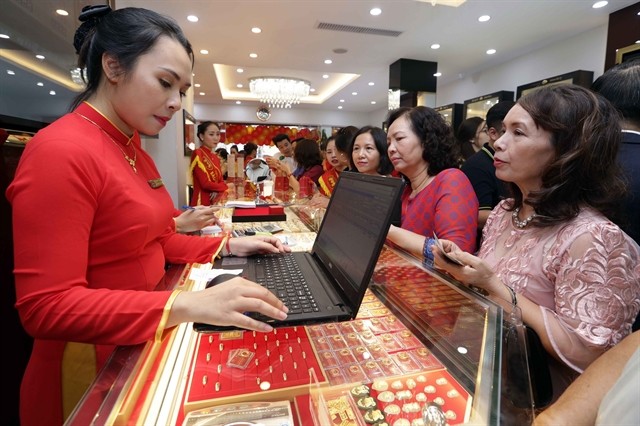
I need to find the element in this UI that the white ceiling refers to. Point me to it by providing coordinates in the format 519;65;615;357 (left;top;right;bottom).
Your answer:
1;0;638;121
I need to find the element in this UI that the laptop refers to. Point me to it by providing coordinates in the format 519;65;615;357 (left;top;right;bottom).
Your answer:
193;172;404;332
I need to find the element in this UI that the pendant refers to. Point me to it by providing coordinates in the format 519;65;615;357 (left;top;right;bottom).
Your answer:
127;159;137;174
148;178;164;189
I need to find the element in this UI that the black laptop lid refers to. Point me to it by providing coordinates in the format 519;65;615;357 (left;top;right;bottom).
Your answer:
312;172;404;312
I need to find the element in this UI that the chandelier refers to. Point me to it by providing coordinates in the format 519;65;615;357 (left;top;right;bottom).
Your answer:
249;77;311;108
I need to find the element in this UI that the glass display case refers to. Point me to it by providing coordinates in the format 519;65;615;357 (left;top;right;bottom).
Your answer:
516;70;594;99
66;206;533;426
463;91;514;120
435;103;464;132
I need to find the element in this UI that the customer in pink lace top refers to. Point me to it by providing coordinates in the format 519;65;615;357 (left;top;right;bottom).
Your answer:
432;85;640;397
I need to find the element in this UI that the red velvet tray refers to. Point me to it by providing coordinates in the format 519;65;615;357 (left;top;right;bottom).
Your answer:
184;326;326;412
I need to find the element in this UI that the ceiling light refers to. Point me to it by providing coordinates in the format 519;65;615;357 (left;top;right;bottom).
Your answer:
249;77;311;108
340;99;345;103
36;54;45;60
333;48;348;54
249;53;258;58
338;106;343;109
187;15;199;22
56;9;69;16
368;82;375;86
636;40;640;44
478;15;490;22
310;88;316;92
200;49;209;55
194;83;201;87
36;82;43;86
7;70;15;75
49;90;56;95
237;68;244;73
434;72;442;77
352;92;358;95
431;44;440;49
199;92;205;96
251;27;261;33
486;49;496;55
371;101;377;105
0;34;9;39
370;7;382;16
322;74;329;79
324;59;333;64
236;101;242;104
237;84;243;88
592;1;608;8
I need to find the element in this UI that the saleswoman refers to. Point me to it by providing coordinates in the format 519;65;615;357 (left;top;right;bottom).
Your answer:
189;120;228;205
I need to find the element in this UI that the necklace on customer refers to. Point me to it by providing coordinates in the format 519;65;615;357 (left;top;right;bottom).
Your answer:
75;112;138;174
512;207;537;229
411;169;431;195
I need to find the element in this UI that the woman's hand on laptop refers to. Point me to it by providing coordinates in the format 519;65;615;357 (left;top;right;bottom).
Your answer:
228;235;292;257
170;277;289;332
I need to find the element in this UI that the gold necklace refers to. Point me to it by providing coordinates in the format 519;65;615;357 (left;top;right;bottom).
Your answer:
411;169;431;195
75;112;138;174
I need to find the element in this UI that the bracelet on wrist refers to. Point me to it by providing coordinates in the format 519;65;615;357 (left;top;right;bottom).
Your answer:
422;237;436;266
504;284;517;306
224;237;233;257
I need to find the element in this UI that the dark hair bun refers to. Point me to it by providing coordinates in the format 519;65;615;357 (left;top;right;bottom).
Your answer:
73;5;112;54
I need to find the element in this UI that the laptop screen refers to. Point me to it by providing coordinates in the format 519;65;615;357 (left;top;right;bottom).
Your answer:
312;172;403;309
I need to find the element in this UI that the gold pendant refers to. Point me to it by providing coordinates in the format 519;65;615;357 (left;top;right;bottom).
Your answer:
148;178;164;189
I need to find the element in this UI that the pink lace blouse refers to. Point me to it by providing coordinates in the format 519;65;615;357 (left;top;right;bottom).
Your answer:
479;200;640;374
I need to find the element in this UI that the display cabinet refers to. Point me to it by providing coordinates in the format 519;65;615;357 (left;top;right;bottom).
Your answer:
66;206;533;426
435;103;464;132
463;91;514;120
516;70;594;99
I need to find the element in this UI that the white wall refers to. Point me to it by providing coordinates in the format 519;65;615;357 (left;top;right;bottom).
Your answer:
435;25;608;106
194;103;371;129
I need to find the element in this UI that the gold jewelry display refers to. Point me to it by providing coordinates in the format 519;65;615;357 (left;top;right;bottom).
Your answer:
75;112;138;174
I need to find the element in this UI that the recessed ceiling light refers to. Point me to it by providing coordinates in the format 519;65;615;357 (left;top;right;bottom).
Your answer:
36;54;45;60
237;68;244;73
49;90;56;95
431;44;440;49
187;15;199;22
486;49;497;55
36;82;43;86
457;346;468;355
310;88;316;92
434;72;442;77
478;15;490;22
7;70;15;75
322;74;329;79
251;27;261;33
338;106;343;109
324;59;332;64
194;83;201;88
371;101;377;105
237;84;243;88
340;99;345;103
333;48;348;54
370;7;382;16
368;82;375;86
249;53;258;58
0;34;9;39
200;49;209;55
236;101;242;104
352;92;358;96
592;1;608;8
636;39;640;44
199;92;205;96
56;9;69;16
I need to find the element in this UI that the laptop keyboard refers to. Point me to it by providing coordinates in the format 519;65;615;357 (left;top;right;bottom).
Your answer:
254;254;319;315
